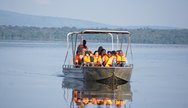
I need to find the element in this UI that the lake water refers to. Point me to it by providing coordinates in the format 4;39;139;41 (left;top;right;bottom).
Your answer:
0;41;188;108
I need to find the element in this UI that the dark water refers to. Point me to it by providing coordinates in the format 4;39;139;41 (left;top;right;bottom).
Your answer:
0;41;188;108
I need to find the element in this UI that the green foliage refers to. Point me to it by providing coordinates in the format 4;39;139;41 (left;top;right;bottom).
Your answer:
129;28;188;44
0;25;188;44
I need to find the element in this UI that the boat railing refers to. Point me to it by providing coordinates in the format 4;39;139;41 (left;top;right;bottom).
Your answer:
62;64;133;69
62;65;81;69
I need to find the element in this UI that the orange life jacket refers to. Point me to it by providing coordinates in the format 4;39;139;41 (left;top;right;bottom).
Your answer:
73;90;78;101
77;44;88;51
74;54;83;65
74;54;79;64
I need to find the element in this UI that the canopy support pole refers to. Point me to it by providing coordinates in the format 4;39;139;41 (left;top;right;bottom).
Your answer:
116;34;119;50
108;33;114;50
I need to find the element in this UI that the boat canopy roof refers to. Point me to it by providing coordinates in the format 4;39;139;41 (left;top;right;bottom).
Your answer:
68;30;131;36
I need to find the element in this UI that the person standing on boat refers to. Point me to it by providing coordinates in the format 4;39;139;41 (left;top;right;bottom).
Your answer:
77;40;88;53
75;40;88;66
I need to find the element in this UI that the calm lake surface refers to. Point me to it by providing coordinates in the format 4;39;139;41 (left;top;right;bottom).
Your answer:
0;41;188;108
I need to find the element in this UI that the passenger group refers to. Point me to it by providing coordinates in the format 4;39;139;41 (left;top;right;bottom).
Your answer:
74;40;128;67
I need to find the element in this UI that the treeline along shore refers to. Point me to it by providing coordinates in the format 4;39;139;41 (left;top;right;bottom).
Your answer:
0;25;188;44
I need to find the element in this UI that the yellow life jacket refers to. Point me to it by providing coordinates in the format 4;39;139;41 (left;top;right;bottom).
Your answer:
102;55;109;65
105;56;115;67
116;54;126;62
93;55;102;64
83;55;90;63
82;98;89;104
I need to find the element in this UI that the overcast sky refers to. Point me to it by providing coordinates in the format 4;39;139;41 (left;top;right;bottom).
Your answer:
0;0;188;28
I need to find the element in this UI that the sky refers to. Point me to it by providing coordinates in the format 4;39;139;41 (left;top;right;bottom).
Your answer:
0;0;188;28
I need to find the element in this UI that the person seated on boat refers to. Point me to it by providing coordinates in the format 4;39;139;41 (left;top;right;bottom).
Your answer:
97;46;104;56
116;50;127;67
115;100;125;107
74;50;83;67
112;50;117;66
93;51;102;66
82;97;89;105
89;51;94;63
74;51;79;65
83;51;93;66
105;51;117;67
116;50;120;56
101;49;109;66
103;98;113;105
107;51;111;57
96;98;103;105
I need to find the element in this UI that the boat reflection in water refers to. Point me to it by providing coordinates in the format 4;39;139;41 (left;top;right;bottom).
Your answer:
62;78;132;108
